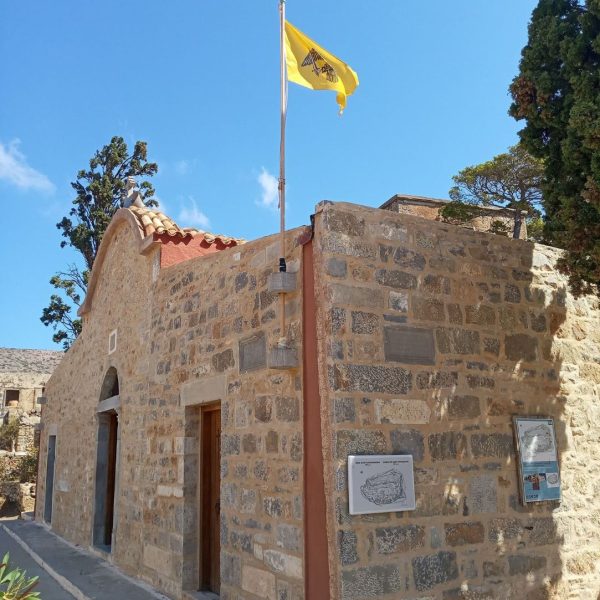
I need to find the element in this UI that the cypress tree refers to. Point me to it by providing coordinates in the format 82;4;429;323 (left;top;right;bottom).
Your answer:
510;0;600;296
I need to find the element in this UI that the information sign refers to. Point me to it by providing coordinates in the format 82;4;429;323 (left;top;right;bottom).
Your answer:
348;454;416;515
513;416;561;504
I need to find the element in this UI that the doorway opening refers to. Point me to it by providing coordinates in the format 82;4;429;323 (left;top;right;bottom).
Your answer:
44;435;56;523
93;411;118;550
93;368;120;552
200;403;221;594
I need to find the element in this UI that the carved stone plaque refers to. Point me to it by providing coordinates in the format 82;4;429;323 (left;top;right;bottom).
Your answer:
239;332;266;373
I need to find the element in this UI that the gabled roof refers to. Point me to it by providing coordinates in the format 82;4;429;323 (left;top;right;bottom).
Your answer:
0;348;63;374
78;204;245;317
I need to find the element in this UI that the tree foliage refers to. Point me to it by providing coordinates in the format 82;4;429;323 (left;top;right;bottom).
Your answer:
445;144;544;239
509;0;600;295
41;137;158;349
0;419;20;453
19;449;38;484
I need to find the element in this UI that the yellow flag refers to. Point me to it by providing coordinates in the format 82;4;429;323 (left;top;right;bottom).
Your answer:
285;20;359;113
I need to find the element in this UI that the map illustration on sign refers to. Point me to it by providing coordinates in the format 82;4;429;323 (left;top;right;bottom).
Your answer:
360;468;406;506
517;419;557;463
522;423;553;451
348;455;415;515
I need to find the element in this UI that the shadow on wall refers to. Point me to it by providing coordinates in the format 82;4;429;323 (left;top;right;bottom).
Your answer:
432;283;569;600
405;248;571;599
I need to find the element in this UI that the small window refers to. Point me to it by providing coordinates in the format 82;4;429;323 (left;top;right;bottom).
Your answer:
108;330;117;354
5;390;19;405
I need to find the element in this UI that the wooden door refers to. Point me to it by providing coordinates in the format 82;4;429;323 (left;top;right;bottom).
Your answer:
200;405;221;593
104;412;118;547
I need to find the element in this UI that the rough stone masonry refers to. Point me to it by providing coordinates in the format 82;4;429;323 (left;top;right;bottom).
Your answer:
36;199;600;600
313;202;600;600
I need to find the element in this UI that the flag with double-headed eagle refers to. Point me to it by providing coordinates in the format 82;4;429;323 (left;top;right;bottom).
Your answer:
284;20;359;114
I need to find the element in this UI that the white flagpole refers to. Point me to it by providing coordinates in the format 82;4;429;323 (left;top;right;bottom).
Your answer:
278;0;288;343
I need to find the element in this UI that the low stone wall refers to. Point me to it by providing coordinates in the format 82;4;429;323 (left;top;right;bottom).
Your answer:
0;481;35;516
17;426;35;453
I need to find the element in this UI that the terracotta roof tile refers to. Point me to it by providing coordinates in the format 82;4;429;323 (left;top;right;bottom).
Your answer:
128;205;244;246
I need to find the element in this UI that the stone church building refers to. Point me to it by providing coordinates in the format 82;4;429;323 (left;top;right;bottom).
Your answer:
37;195;600;599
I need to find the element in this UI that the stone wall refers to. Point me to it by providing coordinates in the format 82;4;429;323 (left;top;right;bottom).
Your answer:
36;217;307;600
147;227;306;600
0;358;58;452
0;481;35;516
381;195;528;240
36;219;155;552
311;201;600;599
0;372;47;412
13;413;38;452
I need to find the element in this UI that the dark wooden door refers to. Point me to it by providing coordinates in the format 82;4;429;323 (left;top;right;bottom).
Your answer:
104;413;118;546
200;405;221;593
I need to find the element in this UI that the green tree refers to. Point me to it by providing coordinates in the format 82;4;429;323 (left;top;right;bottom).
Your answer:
41;137;158;349
19;449;38;484
509;0;600;295
445;144;544;240
0;418;20;453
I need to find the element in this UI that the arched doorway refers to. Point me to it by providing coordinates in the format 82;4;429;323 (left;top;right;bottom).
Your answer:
93;367;120;551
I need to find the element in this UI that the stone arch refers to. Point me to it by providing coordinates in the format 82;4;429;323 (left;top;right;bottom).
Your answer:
99;367;119;402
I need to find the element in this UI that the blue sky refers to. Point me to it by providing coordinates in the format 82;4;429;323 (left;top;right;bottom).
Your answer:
0;0;537;350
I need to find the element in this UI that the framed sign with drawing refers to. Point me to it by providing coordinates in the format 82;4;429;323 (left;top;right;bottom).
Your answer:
513;416;561;504
348;455;416;515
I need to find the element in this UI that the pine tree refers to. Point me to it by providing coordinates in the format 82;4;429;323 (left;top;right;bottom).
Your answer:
446;144;544;240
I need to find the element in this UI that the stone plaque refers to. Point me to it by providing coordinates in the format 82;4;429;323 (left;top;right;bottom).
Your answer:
384;326;435;365
239;332;266;373
375;399;431;424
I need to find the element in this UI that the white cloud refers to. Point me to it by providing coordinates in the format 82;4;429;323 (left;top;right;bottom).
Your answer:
256;167;278;210
179;197;210;229
0;139;55;192
174;160;190;176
